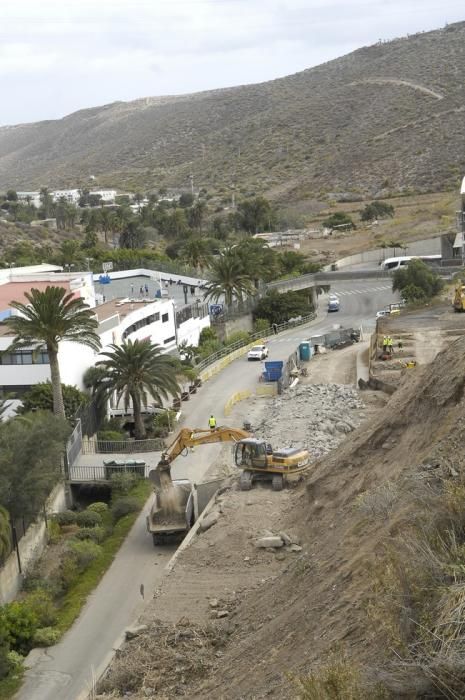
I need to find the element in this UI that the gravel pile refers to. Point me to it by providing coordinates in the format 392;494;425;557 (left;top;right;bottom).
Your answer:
254;383;365;460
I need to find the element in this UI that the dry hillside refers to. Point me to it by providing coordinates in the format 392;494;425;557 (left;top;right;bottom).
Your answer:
2;23;465;200
99;336;465;699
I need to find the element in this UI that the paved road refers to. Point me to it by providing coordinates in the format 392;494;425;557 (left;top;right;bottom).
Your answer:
17;278;398;700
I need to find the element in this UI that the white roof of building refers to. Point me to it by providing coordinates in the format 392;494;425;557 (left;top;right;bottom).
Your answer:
461;176;465;196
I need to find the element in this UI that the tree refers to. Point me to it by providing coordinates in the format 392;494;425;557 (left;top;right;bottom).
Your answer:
19;381;88;420
188;200;207;233
95;340;181;439
253;289;313;325
179;192;194;208
119;221;146;249
387;239;406;257
237;196;275;234
39;187;54;219
360;200;395;222
0;506;11;563
0;412;70;521
204;248;256;307
392;259;443;303
322;212;355;231
180;237;211;270
5;287;101;418
6;189;17;202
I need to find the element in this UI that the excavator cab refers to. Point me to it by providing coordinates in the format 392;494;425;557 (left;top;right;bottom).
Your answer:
234;439;268;469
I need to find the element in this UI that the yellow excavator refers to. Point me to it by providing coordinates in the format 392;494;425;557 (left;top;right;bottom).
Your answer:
151;425;310;493
453;282;465;312
147;426;310;545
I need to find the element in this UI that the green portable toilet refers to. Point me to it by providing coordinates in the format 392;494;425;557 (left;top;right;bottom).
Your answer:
299;342;311;361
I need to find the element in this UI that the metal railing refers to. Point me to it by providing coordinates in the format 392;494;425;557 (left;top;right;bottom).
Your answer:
196;311;317;373
81;437;165;455
69;464;150;482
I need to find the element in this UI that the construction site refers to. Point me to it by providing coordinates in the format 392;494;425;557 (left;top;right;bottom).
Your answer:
91;293;465;700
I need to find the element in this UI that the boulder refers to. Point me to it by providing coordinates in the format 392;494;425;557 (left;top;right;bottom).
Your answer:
255;536;284;549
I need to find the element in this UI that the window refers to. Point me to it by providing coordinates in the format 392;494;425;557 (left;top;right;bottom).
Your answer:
0;350;49;365
163;336;176;344
162;313;169;323
122;313;162;339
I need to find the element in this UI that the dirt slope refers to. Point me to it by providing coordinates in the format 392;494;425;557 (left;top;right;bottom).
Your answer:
2;22;465;198
99;337;465;699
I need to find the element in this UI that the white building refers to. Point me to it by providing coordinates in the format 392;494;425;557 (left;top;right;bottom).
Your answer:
16;191;41;208
0;266;210;397
51;189;81;204
90;189;116;203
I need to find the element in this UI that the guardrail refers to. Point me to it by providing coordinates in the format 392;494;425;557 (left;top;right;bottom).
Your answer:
196;312;317;374
81;438;165;455
69;464;151;482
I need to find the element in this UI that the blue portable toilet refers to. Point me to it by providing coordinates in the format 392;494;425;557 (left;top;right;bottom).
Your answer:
299;342;311;362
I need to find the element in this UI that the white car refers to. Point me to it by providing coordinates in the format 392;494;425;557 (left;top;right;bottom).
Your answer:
247;344;269;361
376;309;390;318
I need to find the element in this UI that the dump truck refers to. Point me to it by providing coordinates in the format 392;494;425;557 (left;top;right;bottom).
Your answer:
146;476;194;545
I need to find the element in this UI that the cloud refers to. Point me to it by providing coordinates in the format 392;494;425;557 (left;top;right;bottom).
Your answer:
0;0;464;124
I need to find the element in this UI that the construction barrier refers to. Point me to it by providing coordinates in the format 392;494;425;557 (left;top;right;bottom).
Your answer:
224;390;252;417
256;384;278;397
199;340;265;384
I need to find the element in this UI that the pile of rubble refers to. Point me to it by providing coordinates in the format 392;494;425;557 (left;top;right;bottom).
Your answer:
254;383;365;459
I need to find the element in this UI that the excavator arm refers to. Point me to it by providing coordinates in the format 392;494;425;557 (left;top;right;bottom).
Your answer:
151;426;251;491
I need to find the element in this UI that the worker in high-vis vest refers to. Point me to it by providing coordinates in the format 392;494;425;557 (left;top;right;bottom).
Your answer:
208;415;217;430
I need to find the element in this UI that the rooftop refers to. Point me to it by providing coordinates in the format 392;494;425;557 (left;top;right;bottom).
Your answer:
94;297;166;323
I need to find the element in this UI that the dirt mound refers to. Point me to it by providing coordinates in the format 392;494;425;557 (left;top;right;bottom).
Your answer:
100;338;465;699
188;338;465;698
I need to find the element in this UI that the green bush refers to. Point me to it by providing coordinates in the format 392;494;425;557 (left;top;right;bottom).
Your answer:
53;510;77;526
111;497;140;522
59;554;79;590
0;625;11;680
67;540;102;571
87;502;109;515
25;590;57;627
110;472;138;495
224;330;250;346
0;601;38;655
72;526;106;544
75;510;102;528
393;259;443;302
47;520;61;543
254;318;270;333
97;430;125;442
32;626;60;647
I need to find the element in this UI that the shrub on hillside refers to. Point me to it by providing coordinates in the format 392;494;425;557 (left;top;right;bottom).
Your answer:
87;502;109;515
0;601;38;655
25;590;57;627
360;200;395;221
110;472;138;495
53;510;77;527
33;626;60;647
72;526;106;544
75;510;102;528
111;497;140;522
67;540;102;571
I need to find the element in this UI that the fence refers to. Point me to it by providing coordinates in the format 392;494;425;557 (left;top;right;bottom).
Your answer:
69;464;153;482
80;437;165;455
196;312;317;374
65;419;83;473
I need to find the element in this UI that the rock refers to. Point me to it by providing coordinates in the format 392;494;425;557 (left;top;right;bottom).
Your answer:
216;610;229;618
275;551;286;561
335;422;353;434
209;598;219;608
279;531;292;546
289;544;303;553
125;624;148;640
199;512;219;532
255;536;284;549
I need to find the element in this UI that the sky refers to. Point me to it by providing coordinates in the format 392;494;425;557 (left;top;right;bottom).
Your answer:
1;0;463;126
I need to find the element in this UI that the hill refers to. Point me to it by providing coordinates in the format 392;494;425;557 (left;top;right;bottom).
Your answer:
2;22;465;202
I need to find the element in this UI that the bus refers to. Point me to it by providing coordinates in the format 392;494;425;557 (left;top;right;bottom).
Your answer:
380;255;441;271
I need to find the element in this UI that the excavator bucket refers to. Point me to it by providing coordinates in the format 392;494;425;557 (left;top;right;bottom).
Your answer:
149;459;173;492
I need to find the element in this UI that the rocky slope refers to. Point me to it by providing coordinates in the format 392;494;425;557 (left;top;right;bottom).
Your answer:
2;23;465;199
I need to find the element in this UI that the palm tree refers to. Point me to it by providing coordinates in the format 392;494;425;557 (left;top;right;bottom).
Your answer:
181;236;211;271
5;287;101;419
96;340;181;439
0;506;11;562
204;248;256;307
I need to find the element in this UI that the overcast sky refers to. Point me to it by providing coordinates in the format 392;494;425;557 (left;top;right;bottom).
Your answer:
1;0;463;126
